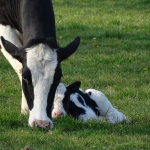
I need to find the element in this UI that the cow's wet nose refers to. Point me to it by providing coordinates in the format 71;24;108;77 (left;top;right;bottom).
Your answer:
34;120;50;129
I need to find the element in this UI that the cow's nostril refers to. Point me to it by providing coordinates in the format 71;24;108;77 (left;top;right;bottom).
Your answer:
59;112;63;117
36;123;50;129
32;121;36;127
34;120;50;129
54;112;59;116
35;122;38;127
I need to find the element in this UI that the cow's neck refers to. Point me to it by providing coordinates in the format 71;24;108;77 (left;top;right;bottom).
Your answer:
20;0;57;46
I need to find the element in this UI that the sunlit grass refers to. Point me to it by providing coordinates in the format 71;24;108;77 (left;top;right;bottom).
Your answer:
0;0;150;149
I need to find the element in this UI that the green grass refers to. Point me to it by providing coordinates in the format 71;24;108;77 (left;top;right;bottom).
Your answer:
0;0;150;149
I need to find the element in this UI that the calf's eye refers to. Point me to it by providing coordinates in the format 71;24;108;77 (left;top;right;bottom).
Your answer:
88;92;92;96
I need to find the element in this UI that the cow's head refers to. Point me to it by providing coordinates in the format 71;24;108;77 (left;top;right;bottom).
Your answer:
1;36;80;129
52;81;81;118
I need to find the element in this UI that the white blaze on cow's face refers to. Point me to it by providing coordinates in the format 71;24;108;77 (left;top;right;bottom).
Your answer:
26;44;59;128
52;83;69;118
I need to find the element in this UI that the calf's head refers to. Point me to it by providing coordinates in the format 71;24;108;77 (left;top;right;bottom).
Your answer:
52;81;81;118
1;36;80;129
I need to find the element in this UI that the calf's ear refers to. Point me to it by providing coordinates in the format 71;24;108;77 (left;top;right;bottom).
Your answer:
58;37;80;62
1;36;23;63
66;81;81;94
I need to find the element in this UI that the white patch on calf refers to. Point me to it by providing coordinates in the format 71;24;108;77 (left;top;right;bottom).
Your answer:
70;93;98;121
85;89;112;116
26;44;58;128
52;83;67;117
85;89;128;123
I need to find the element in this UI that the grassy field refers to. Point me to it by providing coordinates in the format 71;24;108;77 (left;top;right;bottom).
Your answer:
0;0;150;149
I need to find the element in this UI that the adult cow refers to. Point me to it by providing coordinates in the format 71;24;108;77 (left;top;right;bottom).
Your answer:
0;0;80;129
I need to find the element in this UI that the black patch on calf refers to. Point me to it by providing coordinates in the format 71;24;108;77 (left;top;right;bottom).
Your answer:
62;91;70;113
77;95;85;106
68;101;85;119
66;81;81;94
77;90;100;116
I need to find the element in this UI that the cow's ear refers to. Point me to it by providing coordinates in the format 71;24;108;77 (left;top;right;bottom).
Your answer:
66;81;81;93
58;37;80;62
1;36;23;63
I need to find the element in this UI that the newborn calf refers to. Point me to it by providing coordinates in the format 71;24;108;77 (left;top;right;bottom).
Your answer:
52;81;128;123
52;81;100;121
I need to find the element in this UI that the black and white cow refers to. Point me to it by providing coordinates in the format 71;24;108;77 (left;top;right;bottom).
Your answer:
53;82;128;123
0;0;80;129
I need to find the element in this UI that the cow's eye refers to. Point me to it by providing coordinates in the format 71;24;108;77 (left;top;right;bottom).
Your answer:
22;76;29;84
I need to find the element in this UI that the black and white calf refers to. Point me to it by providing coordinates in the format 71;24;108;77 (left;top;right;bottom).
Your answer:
53;81;101;121
53;82;128;123
0;0;80;129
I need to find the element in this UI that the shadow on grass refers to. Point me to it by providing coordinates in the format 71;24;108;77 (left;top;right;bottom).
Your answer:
54;0;150;10
53;116;150;136
114;0;150;10
1;113;150;136
1;115;150;150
